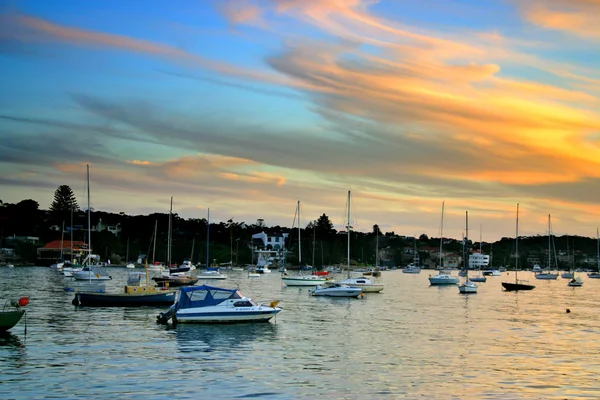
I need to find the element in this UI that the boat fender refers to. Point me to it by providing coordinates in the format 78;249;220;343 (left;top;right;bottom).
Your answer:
96;273;101;278
360;293;364;299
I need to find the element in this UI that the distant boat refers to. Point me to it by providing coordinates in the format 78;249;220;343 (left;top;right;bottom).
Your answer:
403;238;421;274
429;201;459;286
458;212;477;294
588;229;600;279
282;201;328;287
535;215;559;280
502;204;535;291
156;285;281;324
310;283;363;298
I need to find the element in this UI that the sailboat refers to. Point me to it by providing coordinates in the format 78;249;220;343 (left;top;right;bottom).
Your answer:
403;237;421;273
282;201;328;287
561;236;574;279
125;237;135;268
429;201;459;285
469;225;487;283
535;215;559;280
502;204;535;291
50;221;66;270
73;165;112;282
197;208;227;280
311;190;367;297
588;228;600;279
459;211;477;294
153;198;199;287
568;247;583;287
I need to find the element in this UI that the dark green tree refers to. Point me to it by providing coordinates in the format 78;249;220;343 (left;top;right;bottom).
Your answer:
50;185;79;213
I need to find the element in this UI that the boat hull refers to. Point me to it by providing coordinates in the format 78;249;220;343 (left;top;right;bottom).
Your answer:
502;282;535;291
0;310;25;332
469;277;487;282
587;273;600;279
282;277;328;286
458;284;477;294
429;276;459;285
73;291;176;307
535;273;558;280
175;309;280;323
153;277;199;287
402;268;421;274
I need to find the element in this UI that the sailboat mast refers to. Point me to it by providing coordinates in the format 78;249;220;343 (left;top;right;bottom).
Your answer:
168;197;173;266
206;208;210;269
548;215;551;272
465;211;469;278
152;220;157;263
515;203;519;284
70;206;73;262
126;237;129;263
298;201;301;266
597;228;599;273
347;190;351;279
312;222;316;269
191;237;195;263
439;201;445;269
376;228;379;267
60;221;65;259
87;164;91;283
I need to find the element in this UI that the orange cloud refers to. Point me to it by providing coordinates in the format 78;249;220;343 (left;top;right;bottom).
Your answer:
126;160;155;166
520;1;600;37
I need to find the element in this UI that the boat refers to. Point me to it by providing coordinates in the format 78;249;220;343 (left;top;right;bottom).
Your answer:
568;276;583;287
197;270;227;280
561;236;575;279
156;285;281;324
458;211;477;294
73;264;112;281
337;191;384;293
403;238;421;274
309;282;363;298
502;204;535;291
282;201;329;287
588;229;600;279
50;221;66;270
0;297;29;332
6;264;14;268
535;215;559;280
429;201;459;286
152;275;199;287
125;238;135;268
255;265;271;274
72;269;176;306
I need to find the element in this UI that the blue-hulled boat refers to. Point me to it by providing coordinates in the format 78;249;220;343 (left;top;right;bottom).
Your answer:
156;285;281;324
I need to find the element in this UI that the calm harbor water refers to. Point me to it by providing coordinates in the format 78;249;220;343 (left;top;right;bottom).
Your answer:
1;267;599;399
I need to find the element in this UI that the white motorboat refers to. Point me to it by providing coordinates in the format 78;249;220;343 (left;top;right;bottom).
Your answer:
197;270;227;280
402;264;421;274
126;263;135;269
429;273;459;285
338;277;383;293
156;285;281;324
255;265;272;274
73;266;112;281
309;283;363;298
7;264;14;268
458;280;478;293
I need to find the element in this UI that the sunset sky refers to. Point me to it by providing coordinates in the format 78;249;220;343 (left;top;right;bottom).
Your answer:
2;0;600;241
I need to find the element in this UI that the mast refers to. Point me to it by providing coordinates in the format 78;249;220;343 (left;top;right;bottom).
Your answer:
206;208;210;269
439;201;445;269
87;164;91;283
597;228;599;273
230;221;233;265
375;228;379;267
152;220;157;263
479;224;482;274
465;211;469;280
126;237;129;263
70;206;73;263
60;221;65;260
190;237;195;263
347;190;351;279
312;222;316;269
168;197;173;266
548;214;551;273
515;203;519;284
298;201;301;266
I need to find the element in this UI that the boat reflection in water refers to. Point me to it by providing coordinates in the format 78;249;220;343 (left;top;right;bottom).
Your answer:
173;323;278;353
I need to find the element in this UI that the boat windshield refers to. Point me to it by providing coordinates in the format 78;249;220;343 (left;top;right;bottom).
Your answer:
177;285;242;309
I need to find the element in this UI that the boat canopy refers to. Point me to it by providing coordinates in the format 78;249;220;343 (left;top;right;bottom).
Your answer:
176;285;242;310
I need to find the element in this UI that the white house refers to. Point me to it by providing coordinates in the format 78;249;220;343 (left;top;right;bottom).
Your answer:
251;231;289;267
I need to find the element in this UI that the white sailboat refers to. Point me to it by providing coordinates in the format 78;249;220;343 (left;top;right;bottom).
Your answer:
282;201;328;287
535;215;559;280
588;228;600;279
198;208;227;280
403;237;421;273
337;191;383;293
429;201;459;285
459;211;477;294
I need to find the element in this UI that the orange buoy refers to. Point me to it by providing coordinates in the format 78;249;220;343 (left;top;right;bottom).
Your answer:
18;297;29;307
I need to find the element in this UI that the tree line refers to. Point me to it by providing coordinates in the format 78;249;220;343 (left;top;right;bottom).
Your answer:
1;186;599;268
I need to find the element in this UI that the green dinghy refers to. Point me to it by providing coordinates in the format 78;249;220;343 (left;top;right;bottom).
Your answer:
1;297;29;332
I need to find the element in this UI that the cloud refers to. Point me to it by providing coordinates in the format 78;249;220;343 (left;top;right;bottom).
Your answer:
519;0;600;38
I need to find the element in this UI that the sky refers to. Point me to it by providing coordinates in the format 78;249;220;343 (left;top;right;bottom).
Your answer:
1;0;600;242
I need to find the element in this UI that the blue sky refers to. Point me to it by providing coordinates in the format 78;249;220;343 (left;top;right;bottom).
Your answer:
2;0;600;241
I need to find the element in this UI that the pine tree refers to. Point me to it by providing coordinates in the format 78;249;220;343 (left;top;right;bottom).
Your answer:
50;185;79;213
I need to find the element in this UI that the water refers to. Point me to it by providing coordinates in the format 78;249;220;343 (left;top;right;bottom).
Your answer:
1;268;599;399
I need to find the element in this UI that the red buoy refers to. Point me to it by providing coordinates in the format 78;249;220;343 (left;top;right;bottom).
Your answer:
18;297;29;307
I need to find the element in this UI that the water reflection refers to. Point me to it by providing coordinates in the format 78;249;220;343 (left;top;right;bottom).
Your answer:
173;323;279;353
0;332;26;370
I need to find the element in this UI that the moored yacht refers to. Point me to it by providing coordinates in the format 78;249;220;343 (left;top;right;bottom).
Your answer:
309;283;363;298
